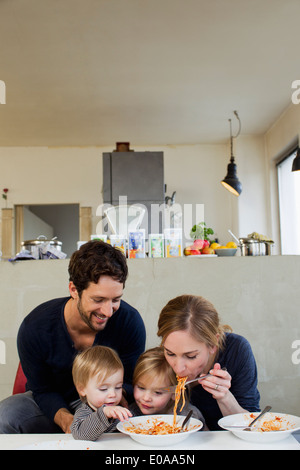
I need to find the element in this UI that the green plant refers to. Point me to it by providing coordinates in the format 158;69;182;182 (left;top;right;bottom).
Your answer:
190;222;214;242
2;188;8;200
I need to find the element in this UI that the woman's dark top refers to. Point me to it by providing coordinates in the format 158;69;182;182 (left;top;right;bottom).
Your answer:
190;333;260;430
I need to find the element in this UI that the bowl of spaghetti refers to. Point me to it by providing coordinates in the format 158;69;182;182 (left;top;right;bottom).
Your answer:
117;414;203;447
218;411;300;443
117;375;202;446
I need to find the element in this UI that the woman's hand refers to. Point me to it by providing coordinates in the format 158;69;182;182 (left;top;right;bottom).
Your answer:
103;405;132;422
200;363;247;416
200;363;231;400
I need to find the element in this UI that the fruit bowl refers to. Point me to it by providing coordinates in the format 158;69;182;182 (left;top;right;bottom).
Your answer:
215;248;237;257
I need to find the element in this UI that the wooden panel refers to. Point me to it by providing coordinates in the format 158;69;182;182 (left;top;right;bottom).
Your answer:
15;205;24;255
79;206;92;241
1;208;13;258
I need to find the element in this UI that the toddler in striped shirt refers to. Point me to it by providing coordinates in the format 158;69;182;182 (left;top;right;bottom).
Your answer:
71;345;132;440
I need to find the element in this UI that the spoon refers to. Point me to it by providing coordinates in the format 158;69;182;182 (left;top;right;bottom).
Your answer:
226;405;272;431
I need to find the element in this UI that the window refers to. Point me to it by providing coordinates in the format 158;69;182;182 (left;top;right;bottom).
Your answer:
277;150;300;254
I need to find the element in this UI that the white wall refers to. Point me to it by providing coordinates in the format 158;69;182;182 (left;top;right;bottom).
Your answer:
236;135;270;240
0;139;270;254
23;206;54;241
1;105;299;256
264;103;300;252
0;146;105;252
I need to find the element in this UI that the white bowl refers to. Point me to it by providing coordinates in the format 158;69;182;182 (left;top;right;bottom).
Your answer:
117;414;203;447
218;411;300;443
215;248;237;256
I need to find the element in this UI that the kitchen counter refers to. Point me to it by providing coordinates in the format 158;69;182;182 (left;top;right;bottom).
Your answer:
0;255;300;417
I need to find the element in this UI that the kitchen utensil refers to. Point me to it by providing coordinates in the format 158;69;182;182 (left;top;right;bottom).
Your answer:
159;367;227;392
158;373;210;393
228;229;273;256
228;229;274;256
21;235;62;254
239;237;261;256
180;410;193;431
228;229;240;244
264;242;273;255
224;405;272;430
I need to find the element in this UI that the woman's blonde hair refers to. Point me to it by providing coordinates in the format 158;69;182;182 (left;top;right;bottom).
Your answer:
157;295;231;350
133;347;177;387
72;345;123;399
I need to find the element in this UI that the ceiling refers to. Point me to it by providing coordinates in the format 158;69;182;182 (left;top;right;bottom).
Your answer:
0;0;300;147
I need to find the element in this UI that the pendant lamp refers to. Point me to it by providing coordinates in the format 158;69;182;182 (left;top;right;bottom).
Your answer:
292;148;300;172
221;110;242;196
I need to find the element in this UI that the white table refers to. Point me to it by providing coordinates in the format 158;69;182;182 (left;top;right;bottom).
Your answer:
0;431;299;450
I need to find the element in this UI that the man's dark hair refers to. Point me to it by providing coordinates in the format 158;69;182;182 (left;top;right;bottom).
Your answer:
68;240;128;295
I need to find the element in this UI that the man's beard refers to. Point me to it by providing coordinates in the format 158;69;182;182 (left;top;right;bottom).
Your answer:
76;299;108;332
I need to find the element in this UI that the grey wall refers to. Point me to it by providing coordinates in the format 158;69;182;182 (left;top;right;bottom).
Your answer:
0;256;299;415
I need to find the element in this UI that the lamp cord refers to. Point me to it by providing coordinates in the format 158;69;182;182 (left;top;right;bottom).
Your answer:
229;110;241;162
233;110;241;137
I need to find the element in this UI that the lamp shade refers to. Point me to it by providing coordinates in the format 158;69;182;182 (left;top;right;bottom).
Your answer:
221;158;242;196
292;148;300;172
221;111;242;196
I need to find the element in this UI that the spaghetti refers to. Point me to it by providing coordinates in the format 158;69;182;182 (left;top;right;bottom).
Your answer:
125;417;182;435
173;375;187;426
248;414;292;432
126;375;189;435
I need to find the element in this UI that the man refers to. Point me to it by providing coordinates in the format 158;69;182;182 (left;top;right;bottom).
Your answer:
0;240;146;433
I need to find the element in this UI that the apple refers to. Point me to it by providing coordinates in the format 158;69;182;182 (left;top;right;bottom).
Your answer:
202;240;210;248
192;239;205;250
184;247;192;256
190;249;200;255
201;247;215;255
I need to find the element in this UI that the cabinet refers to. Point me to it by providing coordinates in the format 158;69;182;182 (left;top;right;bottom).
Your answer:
103;151;164;234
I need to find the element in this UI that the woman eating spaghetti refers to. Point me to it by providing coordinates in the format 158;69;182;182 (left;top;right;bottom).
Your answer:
157;295;260;430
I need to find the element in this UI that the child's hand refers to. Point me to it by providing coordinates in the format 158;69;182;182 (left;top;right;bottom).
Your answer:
103;405;132;422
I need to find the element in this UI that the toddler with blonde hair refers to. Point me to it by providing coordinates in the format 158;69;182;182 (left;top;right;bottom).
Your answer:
71;345;132;440
130;347;206;428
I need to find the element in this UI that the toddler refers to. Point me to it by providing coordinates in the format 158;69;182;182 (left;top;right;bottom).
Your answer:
71;345;132;440
130;347;206;428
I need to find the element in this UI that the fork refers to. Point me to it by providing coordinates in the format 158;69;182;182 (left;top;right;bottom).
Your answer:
179;410;193;432
226;405;272;431
158;367;227;393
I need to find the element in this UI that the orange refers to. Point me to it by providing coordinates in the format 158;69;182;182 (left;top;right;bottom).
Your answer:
226;241;237;248
210;242;220;250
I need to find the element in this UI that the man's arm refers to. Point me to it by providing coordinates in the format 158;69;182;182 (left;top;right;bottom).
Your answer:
17;312;74;426
54;408;74;433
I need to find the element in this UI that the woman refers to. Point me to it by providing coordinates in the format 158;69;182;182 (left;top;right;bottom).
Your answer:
157;295;260;430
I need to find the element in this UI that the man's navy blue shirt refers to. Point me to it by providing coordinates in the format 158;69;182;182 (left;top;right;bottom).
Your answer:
17;297;146;422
